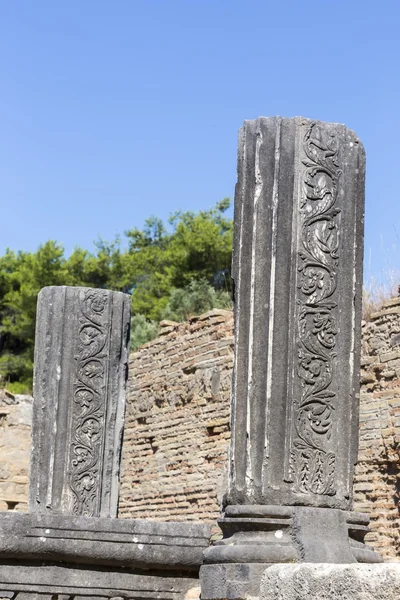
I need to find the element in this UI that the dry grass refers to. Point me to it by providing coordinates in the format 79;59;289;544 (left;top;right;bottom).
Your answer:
362;269;400;321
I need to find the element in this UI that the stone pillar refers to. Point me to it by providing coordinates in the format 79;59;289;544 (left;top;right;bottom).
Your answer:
200;117;381;599
29;286;131;518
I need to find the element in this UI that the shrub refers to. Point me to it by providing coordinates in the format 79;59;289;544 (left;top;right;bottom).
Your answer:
162;278;232;322
130;314;160;351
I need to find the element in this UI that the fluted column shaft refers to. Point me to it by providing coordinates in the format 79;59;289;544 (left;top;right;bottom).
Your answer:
29;286;131;518
227;117;365;510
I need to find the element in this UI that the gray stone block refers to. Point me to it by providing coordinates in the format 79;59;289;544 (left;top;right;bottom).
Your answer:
30;286;131;518
201;563;270;599
0;512;210;570
260;563;400;600
0;560;200;599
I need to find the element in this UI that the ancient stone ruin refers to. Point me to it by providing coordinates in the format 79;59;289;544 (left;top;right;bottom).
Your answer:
0;286;209;598
118;301;400;561
0;117;399;599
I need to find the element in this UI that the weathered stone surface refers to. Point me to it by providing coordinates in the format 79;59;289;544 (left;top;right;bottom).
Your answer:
201;506;380;598
356;297;400;559
0;510;209;599
201;563;271;599
0;392;32;510
0;512;210;570
260;563;400;600
29;286;131;518
0;561;200;599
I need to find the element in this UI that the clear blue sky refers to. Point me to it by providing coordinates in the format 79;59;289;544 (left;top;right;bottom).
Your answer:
0;0;399;287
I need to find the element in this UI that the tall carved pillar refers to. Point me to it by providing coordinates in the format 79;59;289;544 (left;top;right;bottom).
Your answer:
29;286;131;518
200;117;381;599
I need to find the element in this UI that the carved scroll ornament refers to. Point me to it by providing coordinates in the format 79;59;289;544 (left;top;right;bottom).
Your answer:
68;290;110;516
287;123;342;496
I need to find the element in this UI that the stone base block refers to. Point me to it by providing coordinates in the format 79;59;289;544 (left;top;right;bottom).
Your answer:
0;560;199;599
0;512;210;570
260;564;400;600
0;513;210;599
201;563;271;599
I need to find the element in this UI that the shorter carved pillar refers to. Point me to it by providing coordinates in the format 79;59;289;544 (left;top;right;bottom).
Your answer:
0;285;210;599
29;286;131;518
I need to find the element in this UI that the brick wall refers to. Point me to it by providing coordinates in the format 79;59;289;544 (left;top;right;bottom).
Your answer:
354;297;400;559
0;390;31;512
119;310;234;524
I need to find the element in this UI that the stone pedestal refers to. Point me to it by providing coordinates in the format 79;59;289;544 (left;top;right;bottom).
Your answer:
200;117;381;599
201;506;380;599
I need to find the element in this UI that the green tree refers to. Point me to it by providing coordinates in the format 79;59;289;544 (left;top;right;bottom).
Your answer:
124;216;174;319
0;242;71;389
168;198;233;289
0;199;234;388
66;238;125;290
125;199;233;320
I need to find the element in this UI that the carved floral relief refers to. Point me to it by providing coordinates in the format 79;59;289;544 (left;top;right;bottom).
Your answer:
286;123;341;496
68;289;109;516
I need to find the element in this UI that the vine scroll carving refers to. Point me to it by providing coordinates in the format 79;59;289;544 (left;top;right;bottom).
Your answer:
285;123;342;496
68;289;110;516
